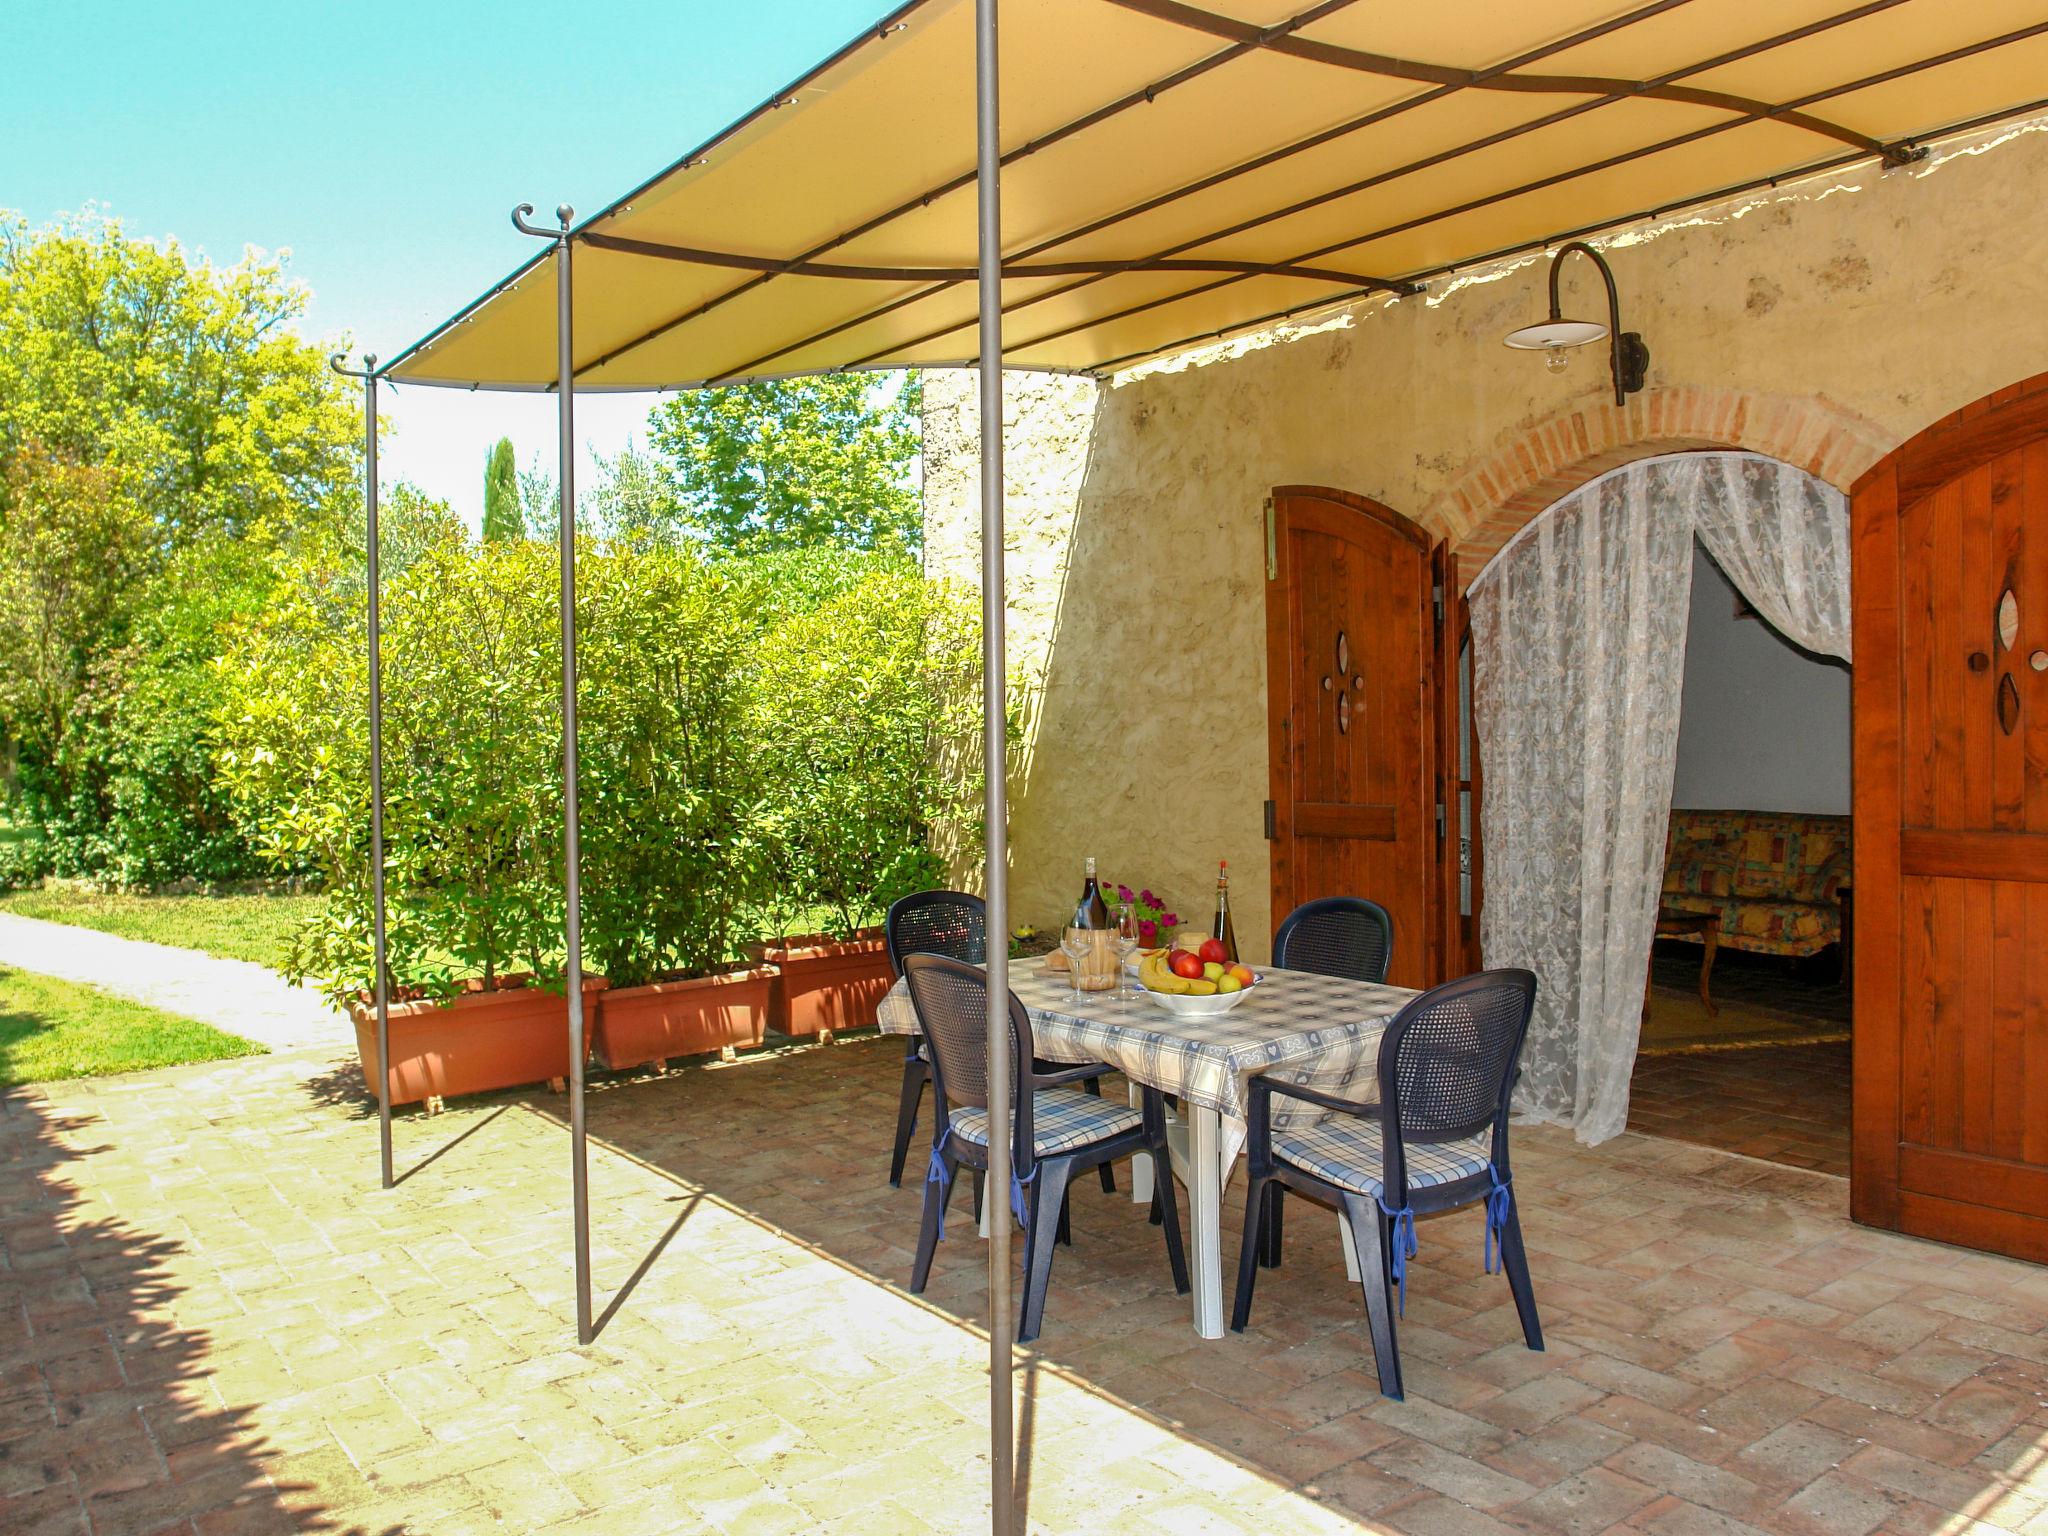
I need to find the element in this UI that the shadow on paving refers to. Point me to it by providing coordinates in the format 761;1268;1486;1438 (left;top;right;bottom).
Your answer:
315;1032;2048;1534
0;1090;399;1536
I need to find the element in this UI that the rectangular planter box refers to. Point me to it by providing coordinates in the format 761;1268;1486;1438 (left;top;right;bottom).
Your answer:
750;930;891;1040
591;965;778;1071
350;977;605;1108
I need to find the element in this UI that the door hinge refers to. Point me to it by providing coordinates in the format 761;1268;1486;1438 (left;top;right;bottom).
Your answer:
1264;497;1277;581
1432;582;1445;631
1263;800;1277;840
1435;800;1448;843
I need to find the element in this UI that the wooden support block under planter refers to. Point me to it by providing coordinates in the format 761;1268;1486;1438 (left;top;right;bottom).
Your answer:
748;932;892;1040
349;977;605;1109
590;965;779;1071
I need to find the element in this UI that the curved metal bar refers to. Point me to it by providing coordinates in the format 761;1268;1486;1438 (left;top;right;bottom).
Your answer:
1109;0;1908;162
577;230;1416;293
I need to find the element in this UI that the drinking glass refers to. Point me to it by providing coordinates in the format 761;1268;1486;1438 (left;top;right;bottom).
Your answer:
1114;905;1141;1004
1061;926;1093;1004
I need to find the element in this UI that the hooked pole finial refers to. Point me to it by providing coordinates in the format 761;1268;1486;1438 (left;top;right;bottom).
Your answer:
512;202;573;240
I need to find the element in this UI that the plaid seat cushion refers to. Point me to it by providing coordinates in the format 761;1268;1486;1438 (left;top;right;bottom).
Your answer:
1273;1118;1492;1198
952;1088;1141;1156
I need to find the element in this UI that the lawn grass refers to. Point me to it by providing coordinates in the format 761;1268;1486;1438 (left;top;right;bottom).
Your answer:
0;889;324;971
0;965;263;1085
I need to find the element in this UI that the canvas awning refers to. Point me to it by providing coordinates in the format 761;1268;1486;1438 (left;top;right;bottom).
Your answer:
383;0;2048;391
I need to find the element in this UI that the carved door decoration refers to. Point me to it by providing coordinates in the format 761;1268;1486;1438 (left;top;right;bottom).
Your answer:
1264;486;1441;987
1852;373;2048;1264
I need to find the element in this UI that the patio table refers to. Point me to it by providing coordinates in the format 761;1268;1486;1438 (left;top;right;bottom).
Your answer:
878;963;1415;1338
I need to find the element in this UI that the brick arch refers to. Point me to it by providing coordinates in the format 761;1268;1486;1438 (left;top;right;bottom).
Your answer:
1434;386;1892;591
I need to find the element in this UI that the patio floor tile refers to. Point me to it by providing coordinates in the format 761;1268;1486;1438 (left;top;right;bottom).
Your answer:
2;1031;2046;1533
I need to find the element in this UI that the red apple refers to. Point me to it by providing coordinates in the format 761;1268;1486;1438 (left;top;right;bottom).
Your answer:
1169;950;1206;980
1198;938;1230;965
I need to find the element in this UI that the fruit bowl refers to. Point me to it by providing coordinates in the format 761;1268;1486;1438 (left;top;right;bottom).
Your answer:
1139;974;1262;1017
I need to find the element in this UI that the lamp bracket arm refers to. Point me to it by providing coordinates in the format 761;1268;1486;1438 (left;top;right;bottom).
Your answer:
329;352;379;381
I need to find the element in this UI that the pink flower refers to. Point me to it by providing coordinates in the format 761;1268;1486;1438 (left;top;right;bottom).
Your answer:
1117;884;1133;903
1163;913;1179;927
1140;889;1156;905
1138;919;1158;942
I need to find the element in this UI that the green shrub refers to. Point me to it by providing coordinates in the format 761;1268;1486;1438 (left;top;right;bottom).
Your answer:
218;540;569;1003
751;565;982;937
217;538;985;1003
575;545;767;987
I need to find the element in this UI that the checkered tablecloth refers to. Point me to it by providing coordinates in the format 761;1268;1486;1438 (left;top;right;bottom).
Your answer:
877;963;1415;1151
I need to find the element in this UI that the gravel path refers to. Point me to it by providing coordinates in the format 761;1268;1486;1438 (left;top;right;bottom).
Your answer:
0;911;352;1054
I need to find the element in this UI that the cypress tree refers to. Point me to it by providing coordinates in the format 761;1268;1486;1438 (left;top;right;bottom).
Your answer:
482;437;521;542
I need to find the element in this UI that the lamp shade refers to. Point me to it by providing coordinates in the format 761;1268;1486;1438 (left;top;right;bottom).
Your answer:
1503;317;1608;350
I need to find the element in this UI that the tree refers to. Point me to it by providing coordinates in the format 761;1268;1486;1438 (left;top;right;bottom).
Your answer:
0;212;359;882
0;211;357;547
0;444;153;777
482;436;521;542
644;372;921;553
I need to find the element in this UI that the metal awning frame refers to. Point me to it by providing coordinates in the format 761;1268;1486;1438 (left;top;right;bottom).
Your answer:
331;3;2048;1528
336;2;1020;1524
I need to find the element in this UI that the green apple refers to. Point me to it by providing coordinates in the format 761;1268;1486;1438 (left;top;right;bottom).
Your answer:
1202;961;1225;980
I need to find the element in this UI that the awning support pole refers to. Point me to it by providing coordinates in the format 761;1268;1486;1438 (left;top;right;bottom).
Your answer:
329;352;393;1191
514;200;592;1346
973;2;1014;1532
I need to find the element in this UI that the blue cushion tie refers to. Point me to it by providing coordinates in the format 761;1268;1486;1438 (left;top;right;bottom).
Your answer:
926;1124;954;1241
1376;1198;1419;1316
1009;1165;1036;1228
1483;1163;1513;1276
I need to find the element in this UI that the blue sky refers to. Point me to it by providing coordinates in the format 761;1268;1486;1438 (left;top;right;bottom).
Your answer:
4;0;891;523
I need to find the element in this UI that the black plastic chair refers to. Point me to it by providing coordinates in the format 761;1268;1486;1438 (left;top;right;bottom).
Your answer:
1271;896;1395;984
885;890;1116;1197
1230;968;1542;1399
904;954;1187;1343
885;891;986;1187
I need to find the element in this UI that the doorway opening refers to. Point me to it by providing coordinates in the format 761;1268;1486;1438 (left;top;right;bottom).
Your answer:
1627;540;1854;1176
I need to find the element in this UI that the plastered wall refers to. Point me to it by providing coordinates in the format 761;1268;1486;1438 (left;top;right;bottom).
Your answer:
926;117;2048;960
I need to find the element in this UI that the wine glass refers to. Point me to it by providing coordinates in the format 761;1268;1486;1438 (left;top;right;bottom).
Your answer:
1114;904;1141;1004
1061;926;1093;1004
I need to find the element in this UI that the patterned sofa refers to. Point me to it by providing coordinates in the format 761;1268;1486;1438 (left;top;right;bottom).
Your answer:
1659;809;1851;957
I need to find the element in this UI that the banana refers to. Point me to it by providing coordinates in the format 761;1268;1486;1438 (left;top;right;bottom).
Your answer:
1184;978;1218;996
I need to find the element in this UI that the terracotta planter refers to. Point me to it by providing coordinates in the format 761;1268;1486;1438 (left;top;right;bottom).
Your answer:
350;976;606;1108
750;930;891;1040
591;965;778;1070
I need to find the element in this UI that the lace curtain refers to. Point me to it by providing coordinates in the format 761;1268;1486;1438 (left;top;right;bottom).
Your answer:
1693;455;1853;662
1469;452;1850;1142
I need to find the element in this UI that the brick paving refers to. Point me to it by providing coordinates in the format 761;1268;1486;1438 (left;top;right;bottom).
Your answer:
3;1034;2046;1535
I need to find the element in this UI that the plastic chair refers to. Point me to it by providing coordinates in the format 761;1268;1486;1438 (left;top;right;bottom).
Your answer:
1230;968;1542;1399
884;891;986;1187
904;954;1187;1343
1271;896;1395;984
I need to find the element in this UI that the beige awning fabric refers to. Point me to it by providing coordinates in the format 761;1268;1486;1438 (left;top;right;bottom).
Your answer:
383;0;2048;391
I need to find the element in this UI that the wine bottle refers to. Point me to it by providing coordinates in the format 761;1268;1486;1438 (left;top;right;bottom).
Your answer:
1074;857;1111;929
1212;860;1239;962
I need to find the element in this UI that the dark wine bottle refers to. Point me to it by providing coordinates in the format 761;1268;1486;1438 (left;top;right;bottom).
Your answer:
1073;857;1111;929
1212;860;1239;962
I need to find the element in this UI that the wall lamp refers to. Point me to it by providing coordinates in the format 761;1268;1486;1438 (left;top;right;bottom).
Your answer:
1502;241;1649;405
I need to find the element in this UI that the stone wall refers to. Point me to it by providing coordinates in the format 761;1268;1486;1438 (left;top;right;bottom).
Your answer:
925;117;2048;959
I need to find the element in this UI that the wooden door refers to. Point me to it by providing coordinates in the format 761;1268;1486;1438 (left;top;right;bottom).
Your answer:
1852;374;2048;1263
1264;485;1440;987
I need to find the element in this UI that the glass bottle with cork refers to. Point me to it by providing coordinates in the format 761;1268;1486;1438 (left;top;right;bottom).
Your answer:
1211;859;1239;963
